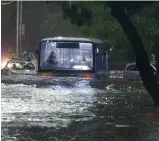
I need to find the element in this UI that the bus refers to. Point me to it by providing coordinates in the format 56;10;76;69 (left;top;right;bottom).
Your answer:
37;36;109;79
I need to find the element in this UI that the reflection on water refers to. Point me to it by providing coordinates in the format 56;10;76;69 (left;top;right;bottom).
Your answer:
1;76;159;141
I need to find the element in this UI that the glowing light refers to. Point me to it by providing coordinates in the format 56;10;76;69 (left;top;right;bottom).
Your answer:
70;59;73;62
73;65;90;70
1;59;9;69
1;62;7;69
97;48;99;53
7;63;12;68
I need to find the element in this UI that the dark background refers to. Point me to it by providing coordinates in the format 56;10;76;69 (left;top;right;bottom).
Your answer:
1;1;75;53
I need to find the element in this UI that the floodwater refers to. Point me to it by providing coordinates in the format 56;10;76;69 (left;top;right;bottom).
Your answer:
1;75;159;141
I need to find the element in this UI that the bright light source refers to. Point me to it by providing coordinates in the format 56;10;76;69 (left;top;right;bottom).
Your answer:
73;65;90;70
97;48;99;53
7;63;12;68
1;62;6;69
110;47;113;51
1;59;9;69
70;59;73;62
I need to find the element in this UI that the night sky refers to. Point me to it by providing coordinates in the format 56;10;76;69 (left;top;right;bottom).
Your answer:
1;1;77;54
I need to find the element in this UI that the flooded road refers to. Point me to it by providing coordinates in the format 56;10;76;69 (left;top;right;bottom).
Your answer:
1;76;159;141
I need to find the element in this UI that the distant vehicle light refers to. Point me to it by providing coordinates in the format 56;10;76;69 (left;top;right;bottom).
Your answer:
1;59;9;69
7;63;12;68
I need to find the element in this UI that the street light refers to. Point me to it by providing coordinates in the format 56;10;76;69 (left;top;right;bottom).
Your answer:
16;1;23;56
1;1;23;56
19;1;23;54
16;1;19;55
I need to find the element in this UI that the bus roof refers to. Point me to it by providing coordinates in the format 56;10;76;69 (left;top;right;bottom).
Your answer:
41;36;104;44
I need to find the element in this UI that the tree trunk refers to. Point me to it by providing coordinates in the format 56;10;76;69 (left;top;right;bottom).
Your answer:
109;3;159;105
154;37;159;82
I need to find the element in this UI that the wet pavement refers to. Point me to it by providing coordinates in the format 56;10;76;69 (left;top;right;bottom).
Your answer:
1;76;159;141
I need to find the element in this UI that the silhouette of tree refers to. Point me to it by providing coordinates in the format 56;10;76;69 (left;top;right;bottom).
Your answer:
108;2;159;105
46;1;159;105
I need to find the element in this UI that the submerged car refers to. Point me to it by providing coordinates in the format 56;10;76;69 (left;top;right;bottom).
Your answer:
1;59;37;76
123;63;156;80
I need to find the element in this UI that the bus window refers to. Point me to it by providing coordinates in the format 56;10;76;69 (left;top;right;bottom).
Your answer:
39;42;93;71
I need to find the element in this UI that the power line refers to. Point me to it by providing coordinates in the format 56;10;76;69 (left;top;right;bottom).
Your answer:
1;1;15;6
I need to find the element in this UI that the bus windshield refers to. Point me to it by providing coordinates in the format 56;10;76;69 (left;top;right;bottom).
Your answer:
39;42;93;70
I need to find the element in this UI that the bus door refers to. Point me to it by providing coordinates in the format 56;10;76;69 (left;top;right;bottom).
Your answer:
95;50;109;79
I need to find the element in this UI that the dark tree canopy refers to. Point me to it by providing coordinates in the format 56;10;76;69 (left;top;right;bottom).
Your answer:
45;1;159;105
46;1;155;26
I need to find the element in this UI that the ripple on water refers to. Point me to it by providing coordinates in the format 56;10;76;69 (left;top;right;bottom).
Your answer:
1;78;159;141
1;82;97;128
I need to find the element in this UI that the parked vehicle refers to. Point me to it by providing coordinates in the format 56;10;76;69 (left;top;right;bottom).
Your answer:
1;58;37;76
123;63;156;80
